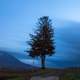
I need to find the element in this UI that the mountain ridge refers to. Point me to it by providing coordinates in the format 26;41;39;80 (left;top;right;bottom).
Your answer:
0;50;37;71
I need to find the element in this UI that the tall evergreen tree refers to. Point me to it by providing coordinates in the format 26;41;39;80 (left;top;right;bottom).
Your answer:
27;16;55;69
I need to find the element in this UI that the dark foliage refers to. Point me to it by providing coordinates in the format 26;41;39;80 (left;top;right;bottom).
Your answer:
27;16;55;69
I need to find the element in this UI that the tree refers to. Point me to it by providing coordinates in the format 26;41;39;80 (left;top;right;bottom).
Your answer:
27;16;55;69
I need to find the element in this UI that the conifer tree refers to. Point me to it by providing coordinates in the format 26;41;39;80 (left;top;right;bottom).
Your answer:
27;16;55;69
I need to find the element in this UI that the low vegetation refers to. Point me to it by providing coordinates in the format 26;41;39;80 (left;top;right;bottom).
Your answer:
62;73;80;80
7;77;25;80
0;68;80;80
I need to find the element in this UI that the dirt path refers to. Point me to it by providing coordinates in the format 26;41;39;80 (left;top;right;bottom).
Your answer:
31;76;59;80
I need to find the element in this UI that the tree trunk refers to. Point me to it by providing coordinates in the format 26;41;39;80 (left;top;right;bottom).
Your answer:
41;55;45;69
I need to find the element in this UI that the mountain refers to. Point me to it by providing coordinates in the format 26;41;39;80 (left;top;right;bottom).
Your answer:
54;20;80;61
0;50;37;70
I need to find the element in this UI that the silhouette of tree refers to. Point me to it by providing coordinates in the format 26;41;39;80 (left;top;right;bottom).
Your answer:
27;16;55;69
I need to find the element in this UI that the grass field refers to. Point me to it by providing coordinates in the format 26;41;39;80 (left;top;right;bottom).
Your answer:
62;73;80;80
0;68;80;80
7;77;25;80
6;73;80;80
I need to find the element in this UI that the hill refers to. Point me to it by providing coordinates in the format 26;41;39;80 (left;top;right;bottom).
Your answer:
0;50;37;71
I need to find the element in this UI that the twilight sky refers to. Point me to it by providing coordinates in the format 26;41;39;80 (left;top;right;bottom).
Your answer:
0;0;80;68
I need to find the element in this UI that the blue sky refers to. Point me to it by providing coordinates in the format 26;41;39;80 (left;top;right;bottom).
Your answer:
0;0;80;67
0;0;80;51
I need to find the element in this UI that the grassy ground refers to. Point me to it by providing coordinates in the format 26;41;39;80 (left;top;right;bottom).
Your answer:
61;73;80;80
6;73;80;80
0;68;80;80
7;77;25;80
